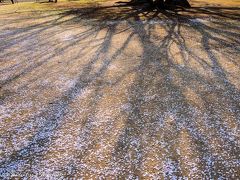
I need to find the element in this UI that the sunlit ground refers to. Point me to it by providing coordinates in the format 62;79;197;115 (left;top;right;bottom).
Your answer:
0;0;239;178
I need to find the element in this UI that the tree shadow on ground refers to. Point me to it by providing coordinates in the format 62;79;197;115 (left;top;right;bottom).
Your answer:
0;1;239;178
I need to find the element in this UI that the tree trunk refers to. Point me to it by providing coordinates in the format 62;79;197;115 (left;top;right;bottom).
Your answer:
165;0;191;8
146;0;154;6
155;0;165;8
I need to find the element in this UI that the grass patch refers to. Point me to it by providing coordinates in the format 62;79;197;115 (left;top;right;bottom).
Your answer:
0;0;111;15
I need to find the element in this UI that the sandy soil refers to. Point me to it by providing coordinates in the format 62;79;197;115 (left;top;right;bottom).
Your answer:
0;0;240;179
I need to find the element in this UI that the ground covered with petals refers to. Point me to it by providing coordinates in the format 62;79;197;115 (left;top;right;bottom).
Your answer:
0;0;239;178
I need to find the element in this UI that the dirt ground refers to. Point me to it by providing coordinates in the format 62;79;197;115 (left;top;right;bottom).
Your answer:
0;0;240;179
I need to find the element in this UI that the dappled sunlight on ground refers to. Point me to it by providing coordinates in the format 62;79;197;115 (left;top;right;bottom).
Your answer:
0;0;240;179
